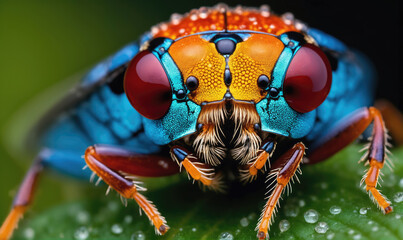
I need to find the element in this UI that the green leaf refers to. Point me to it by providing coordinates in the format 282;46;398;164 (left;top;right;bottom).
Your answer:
12;146;403;240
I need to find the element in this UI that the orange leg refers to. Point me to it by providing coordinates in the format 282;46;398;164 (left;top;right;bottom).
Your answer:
170;146;224;192
84;145;180;235
256;142;305;240
308;107;392;214
240;139;277;183
0;156;44;240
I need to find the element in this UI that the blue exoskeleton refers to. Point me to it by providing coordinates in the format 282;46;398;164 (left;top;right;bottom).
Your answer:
2;5;401;240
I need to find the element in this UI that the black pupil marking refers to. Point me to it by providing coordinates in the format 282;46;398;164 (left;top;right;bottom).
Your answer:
216;39;236;55
269;87;279;98
257;75;270;89
186;76;199;91
176;89;186;99
224;69;232;86
107;67;126;94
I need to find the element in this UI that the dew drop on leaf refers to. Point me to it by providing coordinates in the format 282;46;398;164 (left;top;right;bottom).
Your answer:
218;232;234;240
359;207;368;215
124;215;133;224
329;205;341;215
284;204;299;217
326;231;335;239
304;209;319;223
240;217;249;227
399;178;403;188
131;231;145;240
76;211;90;224
23;227;35;239
353;234;362;239
74;227;89;240
248;212;257;220
298;199;306;207
393;192;403;203
372;226;379;232
279;219;290;232
192;227;197;232
111;224;123;235
314;222;329;234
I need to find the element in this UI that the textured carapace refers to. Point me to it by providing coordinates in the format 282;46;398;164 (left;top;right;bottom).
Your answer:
151;5;302;40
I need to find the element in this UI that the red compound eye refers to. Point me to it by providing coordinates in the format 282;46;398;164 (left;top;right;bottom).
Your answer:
124;50;172;119
283;44;332;113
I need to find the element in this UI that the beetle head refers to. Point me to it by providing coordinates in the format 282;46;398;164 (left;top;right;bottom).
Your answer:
124;31;332;148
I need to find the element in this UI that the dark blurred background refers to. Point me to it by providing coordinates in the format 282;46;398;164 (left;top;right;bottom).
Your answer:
0;0;400;221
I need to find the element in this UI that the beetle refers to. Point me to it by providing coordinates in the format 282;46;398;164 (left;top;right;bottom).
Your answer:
1;4;402;240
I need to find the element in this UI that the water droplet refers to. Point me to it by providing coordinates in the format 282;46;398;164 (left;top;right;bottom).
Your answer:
107;201;119;212
111;224;123;235
359;207;368;215
279;219;290;232
326;231;335;239
329;206;341;215
320;182;328;189
353;234;362;239
395;214;401;219
218;232;234;240
298;200;306;207
124;215;133;224
235;229;241;235
310;195;318;202
284;204;299;217
240;217;249;227
23;228;35;239
372;226;379;231
131;230;145;240
304;209;319;223
248;212;257;220
368;220;374;225
393;192;403;203
74;227;89;240
76;211;90;224
399;178;403;188
179;228;183;232
348;229;355;235
192;227;197;232
315;222;329;234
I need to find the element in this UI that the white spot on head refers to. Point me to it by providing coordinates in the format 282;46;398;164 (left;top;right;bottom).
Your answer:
260;5;270;17
282;12;294;25
170;13;182;25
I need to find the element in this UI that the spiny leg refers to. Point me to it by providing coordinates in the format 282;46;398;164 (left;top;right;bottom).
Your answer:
0;153;45;240
239;139;277;183
308;107;392;214
85;145;180;235
170;146;224;192
256;142;305;240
